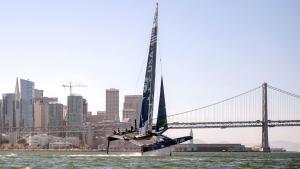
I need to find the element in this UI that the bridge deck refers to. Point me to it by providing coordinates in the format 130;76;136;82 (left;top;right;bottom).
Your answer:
167;120;300;129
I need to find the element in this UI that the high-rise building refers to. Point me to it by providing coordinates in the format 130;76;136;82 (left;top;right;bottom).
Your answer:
0;99;2;129
34;100;42;130
87;111;92;117
34;97;58;130
106;88;119;122
2;93;15;129
123;95;142;125
67;95;83;135
2;94;18;144
48;103;64;136
48;103;64;127
34;99;42;130
83;99;88;124
67;95;83;138
63;105;68;121
15;78;21;128
20;79;35;128
34;90;44;130
34;89;43;99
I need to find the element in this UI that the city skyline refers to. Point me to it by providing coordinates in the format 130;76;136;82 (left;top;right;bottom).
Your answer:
0;76;143;119
0;1;299;150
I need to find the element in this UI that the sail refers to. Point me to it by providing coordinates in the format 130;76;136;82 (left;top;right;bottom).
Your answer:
156;77;168;132
106;3;193;155
139;3;158;134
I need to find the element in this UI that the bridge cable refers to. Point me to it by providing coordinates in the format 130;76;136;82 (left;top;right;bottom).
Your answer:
268;85;300;99
167;86;261;118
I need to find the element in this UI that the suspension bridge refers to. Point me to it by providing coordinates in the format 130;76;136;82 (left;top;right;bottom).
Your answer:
166;83;300;152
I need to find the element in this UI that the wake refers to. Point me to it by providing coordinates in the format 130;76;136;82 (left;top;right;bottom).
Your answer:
61;152;142;157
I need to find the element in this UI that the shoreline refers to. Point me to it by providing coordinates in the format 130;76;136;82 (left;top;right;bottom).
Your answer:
0;149;298;153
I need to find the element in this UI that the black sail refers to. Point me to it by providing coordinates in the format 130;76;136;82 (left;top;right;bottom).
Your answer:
139;3;158;134
156;77;168;132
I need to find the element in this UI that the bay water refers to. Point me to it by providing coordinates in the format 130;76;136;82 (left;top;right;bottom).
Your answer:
0;151;299;169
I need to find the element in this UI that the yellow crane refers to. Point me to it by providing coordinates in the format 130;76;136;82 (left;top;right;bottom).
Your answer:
62;82;87;95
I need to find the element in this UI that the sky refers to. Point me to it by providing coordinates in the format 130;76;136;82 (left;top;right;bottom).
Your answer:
0;0;300;150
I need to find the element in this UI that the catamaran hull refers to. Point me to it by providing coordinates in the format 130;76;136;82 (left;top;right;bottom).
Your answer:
141;146;172;156
107;135;192;156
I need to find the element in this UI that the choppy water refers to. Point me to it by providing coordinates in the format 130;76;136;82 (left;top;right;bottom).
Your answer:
0;151;299;169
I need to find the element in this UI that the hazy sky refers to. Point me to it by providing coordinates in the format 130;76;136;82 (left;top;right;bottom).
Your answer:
0;0;299;149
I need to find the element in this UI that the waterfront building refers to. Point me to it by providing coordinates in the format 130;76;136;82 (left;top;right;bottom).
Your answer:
65;136;80;147
28;134;79;148
106;88;119;122
67;95;83;136
20;79;35;129
173;144;246;152
122;95;142;125
90;121;133;150
2;93;15;129
49;142;71;149
28;134;49;148
48;137;80;149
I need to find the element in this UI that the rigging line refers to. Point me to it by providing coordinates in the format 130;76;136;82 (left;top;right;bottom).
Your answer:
167;85;262;118
159;55;163;77
267;85;300;98
156;12;164;79
134;48;149;93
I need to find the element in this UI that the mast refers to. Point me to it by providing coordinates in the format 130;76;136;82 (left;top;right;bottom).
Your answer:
139;3;158;135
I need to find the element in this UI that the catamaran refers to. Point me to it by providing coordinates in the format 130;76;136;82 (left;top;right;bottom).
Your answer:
106;3;192;156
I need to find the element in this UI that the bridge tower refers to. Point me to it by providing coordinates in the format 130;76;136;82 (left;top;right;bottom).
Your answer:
261;83;271;152
189;129;193;144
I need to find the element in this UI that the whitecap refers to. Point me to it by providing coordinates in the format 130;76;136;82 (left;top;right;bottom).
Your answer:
5;153;17;157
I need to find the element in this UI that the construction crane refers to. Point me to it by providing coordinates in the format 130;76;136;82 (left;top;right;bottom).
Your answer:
62;82;87;95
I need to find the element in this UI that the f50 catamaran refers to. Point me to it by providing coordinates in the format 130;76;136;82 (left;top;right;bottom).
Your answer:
107;3;192;156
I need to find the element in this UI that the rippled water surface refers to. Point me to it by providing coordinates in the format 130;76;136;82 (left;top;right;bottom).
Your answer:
0;151;299;168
